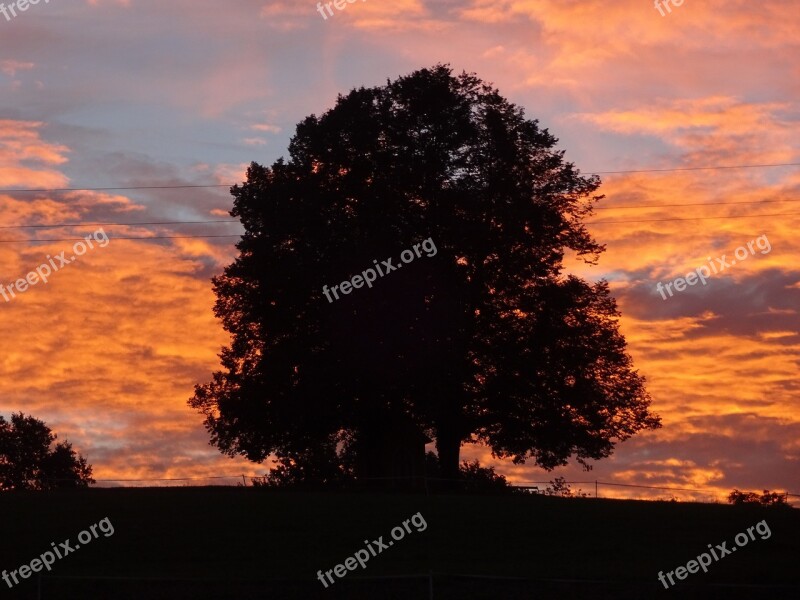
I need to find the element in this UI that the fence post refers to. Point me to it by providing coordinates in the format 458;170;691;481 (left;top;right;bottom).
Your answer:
242;474;246;487
428;570;434;599
595;480;598;498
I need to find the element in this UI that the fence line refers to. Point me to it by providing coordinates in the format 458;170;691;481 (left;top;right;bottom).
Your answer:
38;571;800;584
70;474;799;505
35;473;797;506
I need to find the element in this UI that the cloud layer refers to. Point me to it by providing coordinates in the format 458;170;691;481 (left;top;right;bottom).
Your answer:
0;0;797;498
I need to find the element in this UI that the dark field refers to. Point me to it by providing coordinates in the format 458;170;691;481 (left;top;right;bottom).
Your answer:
0;488;798;599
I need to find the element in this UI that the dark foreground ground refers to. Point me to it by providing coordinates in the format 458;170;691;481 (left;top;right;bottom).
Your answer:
0;487;798;599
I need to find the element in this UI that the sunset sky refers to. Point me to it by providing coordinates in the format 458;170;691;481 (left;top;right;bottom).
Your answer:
1;0;797;501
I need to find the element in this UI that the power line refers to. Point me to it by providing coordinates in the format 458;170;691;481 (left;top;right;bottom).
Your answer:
0;234;242;244
509;479;798;496
587;161;800;175
0;184;231;193
0;211;796;241
0;201;794;233
0;161;797;194
586;211;800;225
594;197;800;210
0;219;239;230
0;199;795;230
92;475;256;482
513;480;710;493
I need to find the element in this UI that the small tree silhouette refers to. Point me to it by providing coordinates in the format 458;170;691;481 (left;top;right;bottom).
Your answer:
0;412;94;491
728;488;789;507
458;460;517;492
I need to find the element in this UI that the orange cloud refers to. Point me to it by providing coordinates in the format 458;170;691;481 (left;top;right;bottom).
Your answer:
0;120;253;482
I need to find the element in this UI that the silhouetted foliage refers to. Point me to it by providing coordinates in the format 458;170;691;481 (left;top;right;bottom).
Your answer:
252;451;517;493
543;476;589;498
252;433;355;489
457;459;518;492
728;488;789;507
0;413;94;491
190;64;660;485
424;450;441;479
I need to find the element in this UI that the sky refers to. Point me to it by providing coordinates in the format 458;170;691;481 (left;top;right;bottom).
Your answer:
0;0;797;500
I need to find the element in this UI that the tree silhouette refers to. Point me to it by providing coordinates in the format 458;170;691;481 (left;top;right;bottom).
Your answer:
728;489;789;507
0;412;94;491
190;64;660;484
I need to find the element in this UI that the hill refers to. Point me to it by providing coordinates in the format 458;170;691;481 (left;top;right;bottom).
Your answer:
0;487;798;599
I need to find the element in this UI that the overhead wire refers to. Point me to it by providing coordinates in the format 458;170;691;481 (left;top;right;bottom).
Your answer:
0;160;796;194
0;160;797;236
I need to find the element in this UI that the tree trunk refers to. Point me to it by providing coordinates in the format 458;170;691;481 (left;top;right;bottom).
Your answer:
354;416;428;489
435;425;462;489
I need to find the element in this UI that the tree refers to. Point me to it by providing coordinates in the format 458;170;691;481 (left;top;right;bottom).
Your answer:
457;460;518;493
543;476;589;498
0;413;94;491
190;64;660;484
728;489;789;507
252;433;355;489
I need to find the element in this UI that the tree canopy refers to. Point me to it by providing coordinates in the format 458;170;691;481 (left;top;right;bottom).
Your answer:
0;412;94;491
190;64;660;484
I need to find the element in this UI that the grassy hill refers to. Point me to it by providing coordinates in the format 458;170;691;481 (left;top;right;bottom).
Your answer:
0;487;798;599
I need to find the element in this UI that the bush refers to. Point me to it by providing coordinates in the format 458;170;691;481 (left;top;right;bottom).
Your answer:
543;476;590;498
458;460;518;492
727;489;790;508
